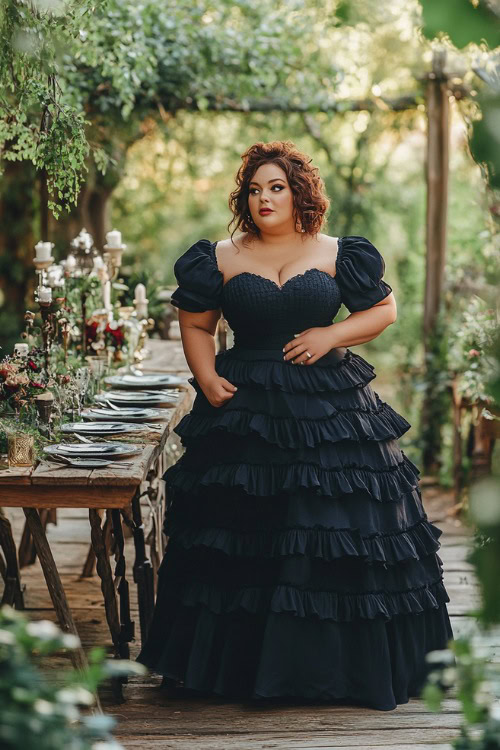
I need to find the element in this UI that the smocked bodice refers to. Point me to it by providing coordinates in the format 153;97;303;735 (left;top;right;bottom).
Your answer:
170;235;393;350
221;268;342;348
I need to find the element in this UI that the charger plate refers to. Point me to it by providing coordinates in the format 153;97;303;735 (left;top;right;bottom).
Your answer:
44;443;142;458
104;373;183;389
81;407;163;422
61;422;145;435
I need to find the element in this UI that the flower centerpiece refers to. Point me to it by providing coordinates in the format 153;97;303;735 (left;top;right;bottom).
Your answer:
0;348;49;415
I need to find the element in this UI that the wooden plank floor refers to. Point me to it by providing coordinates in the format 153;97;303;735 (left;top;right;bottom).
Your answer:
0;337;487;748
2;482;481;749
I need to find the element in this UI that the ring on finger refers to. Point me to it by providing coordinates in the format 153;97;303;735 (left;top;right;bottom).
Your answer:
306;351;312;359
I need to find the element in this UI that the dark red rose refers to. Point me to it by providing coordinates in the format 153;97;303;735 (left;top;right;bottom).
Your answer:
105;323;125;346
86;321;99;341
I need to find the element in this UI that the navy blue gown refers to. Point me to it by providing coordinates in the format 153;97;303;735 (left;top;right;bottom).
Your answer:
137;235;454;711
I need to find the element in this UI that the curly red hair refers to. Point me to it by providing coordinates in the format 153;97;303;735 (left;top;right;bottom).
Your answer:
228;140;330;241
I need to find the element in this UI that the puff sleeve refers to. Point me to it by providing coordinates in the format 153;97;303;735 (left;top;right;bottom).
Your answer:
335;235;393;313
170;239;223;313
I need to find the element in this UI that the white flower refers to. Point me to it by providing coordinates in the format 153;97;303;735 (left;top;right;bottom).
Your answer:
61;633;81;649
440;667;457;686
425;648;455;664
56;687;94;705
26;620;60;640
0;629;16;645
489;701;500;721
34;699;55;715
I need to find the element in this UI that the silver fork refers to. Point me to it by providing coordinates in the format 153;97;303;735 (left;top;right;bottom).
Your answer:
104;399;121;411
74;433;94;443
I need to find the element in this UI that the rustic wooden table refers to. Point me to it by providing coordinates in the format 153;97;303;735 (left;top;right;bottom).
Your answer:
0;340;194;687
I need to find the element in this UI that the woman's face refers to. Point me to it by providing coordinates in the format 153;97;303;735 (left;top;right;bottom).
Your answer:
247;163;297;234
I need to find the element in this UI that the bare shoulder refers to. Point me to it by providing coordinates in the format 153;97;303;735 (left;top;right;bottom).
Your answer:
315;233;340;252
214;233;249;257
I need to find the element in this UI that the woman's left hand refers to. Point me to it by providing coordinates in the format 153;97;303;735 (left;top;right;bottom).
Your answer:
283;326;337;365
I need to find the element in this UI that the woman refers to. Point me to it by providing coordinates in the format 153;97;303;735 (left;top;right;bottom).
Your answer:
137;140;454;711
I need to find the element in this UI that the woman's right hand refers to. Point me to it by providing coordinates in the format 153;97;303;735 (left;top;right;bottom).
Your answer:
198;374;238;408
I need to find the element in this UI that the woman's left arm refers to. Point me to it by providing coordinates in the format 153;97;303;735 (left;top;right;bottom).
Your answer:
283;292;397;364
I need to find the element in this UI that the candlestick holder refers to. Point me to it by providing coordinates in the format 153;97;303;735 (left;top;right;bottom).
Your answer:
23;310;36;347
38;300;55;374
34;257;55;289
134;317;155;364
103;243;126;282
34;392;54;437
58;317;71;366
34;258;55;271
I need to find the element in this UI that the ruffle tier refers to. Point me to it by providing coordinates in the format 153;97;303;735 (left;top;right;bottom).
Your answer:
164;483;428;537
197;347;377;393
176;401;411;449
172;576;449;622
164;451;420;501
137;603;454;710
167;515;443;565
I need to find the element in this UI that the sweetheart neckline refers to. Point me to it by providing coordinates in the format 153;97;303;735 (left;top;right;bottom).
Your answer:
212;236;344;292
221;267;338;292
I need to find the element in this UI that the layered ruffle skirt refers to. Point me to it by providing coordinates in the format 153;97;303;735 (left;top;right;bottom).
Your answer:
136;346;454;711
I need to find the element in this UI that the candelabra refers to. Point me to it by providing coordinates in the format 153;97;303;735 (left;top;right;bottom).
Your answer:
59;317;72;366
37;297;56;375
103;229;126;282
34;257;54;290
134;317;155;365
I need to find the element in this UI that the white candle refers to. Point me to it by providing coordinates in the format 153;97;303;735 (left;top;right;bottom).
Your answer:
134;283;146;303
134;283;148;318
106;230;122;249
38;286;52;303
14;343;29;357
135;302;149;319
103;280;111;310
65;254;77;272
35;241;53;262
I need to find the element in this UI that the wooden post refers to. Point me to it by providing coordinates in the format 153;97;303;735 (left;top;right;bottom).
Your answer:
421;47;450;474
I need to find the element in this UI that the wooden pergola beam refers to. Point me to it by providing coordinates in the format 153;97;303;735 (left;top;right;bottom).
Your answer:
420;47;451;475
155;81;470;117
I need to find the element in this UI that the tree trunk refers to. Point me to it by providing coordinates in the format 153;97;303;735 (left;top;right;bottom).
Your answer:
420;49;450;476
0;161;37;348
52;143;128;252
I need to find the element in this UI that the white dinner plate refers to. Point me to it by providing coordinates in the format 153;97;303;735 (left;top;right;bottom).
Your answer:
44;443;143;458
81;407;163;422
95;390;180;406
104;373;183;389
45;457;125;469
61;422;145;435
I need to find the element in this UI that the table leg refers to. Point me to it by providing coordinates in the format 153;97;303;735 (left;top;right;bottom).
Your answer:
88;509;121;657
81;510;113;578
126;490;155;645
0;508;24;609
146;452;167;588
19;509;57;568
22;508;85;672
110;509;134;660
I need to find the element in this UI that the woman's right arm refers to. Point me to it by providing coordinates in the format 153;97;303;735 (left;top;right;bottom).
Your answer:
178;308;237;408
